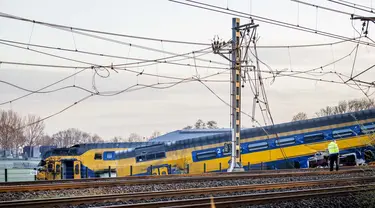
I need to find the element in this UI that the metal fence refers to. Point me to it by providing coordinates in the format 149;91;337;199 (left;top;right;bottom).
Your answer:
0;168;37;182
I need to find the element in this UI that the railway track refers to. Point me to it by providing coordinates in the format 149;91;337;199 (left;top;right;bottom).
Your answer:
0;168;372;192
1;176;374;207
0;165;368;186
131;185;375;208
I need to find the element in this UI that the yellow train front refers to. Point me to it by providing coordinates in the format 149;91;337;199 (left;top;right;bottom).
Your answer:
116;109;375;176
37;142;161;180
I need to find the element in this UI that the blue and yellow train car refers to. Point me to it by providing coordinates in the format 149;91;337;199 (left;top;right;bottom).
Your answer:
116;109;375;176
37;142;161;180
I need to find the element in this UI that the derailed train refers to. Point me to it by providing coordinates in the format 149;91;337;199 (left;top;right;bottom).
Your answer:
36;142;160;180
37;109;375;180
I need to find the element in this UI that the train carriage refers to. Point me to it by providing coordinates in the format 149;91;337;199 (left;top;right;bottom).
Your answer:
37;142;161;180
39;109;375;180
116;109;375;176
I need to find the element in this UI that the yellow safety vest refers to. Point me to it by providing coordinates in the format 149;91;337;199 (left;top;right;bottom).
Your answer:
328;142;339;154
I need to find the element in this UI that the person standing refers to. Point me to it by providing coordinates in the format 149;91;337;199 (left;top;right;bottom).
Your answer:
328;140;340;171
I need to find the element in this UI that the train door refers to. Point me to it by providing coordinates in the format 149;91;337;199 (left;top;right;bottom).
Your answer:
74;161;81;179
46;162;54;180
62;160;74;179
55;161;61;179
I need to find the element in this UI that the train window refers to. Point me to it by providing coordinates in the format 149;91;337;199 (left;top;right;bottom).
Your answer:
75;164;79;175
56;164;61;173
361;124;375;133
332;128;355;138
196;150;217;161
276;137;295;147
94;153;102;160
304;133;324;143
47;163;53;172
155;152;166;159
248;141;269;152
146;154;155;160
136;155;146;162
103;151;115;160
136;152;165;163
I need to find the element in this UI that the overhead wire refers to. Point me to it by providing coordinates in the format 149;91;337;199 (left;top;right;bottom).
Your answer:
0;39;226;70
244;38;362;49
274;42;360;78
291;0;360;17
0;42;229;82
195;78;275;135
0;12;228;67
251;32;293;167
0;12;211;46
0;12;228;66
268;73;374;88
336;0;374;11
0;60;230;105
0;38;225;69
16;70;230;129
60;29;227;66
348;20;364;78
169;0;375;47
328;0;374;14
0;68;88;105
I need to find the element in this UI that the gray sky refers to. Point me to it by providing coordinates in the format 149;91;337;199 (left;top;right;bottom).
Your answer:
0;0;374;139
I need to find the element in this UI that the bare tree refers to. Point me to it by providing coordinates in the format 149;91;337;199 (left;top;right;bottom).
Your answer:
36;135;55;146
0;110;23;156
110;136;124;143
194;119;206;129
13;120;26;158
333;101;348;114
51;128;81;147
91;134;104;143
316;98;375;117
150;131;161;139
51;128;104;147
24;115;45;156
292;112;308;121
183;125;193;130
80;132;92;143
315;106;335;117
206;120;218;129
128;133;142;142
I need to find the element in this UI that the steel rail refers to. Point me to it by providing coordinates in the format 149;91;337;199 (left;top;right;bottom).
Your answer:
0;165;366;186
1;176;375;207
161;185;375;208
0;169;370;192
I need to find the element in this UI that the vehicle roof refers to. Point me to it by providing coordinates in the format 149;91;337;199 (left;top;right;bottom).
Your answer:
149;128;231;142
115;108;375;159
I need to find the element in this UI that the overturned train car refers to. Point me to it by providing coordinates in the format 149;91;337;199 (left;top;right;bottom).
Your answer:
38;109;375;179
115;109;375;176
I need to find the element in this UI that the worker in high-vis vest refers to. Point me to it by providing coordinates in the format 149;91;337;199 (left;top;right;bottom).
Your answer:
328;140;340;171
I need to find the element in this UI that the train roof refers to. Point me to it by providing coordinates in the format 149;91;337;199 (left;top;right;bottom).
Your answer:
115;108;375;159
69;142;163;149
42;142;164;158
149;129;231;142
151;108;375;142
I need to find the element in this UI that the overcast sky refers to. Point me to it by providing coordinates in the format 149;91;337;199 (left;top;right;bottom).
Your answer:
0;0;374;139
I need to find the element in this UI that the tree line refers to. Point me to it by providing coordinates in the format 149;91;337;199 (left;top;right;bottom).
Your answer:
183;119;219;129
0;109;161;156
292;97;375;121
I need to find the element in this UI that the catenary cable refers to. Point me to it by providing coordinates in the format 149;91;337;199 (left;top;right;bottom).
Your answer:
169;0;375;47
